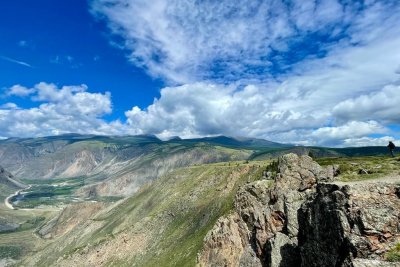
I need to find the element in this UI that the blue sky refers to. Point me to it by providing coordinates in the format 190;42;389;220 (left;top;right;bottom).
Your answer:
0;0;163;119
0;0;399;147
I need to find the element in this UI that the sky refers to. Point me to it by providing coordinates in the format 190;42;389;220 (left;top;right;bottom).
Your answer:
0;0;399;147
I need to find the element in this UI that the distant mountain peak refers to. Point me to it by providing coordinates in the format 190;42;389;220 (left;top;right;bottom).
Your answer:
168;136;182;141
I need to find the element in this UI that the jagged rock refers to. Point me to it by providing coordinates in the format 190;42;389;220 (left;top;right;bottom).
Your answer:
198;154;400;267
298;184;356;267
198;154;328;266
197;213;255;267
298;182;400;266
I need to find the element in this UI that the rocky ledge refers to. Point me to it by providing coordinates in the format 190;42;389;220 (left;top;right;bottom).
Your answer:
197;154;400;267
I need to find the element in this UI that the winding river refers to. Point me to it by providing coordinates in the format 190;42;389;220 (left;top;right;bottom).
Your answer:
4;186;31;210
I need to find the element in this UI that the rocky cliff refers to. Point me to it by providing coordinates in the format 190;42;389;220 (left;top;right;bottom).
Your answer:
198;154;400;267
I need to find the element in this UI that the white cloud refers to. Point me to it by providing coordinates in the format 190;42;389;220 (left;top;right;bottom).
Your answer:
0;81;398;146
122;81;398;146
310;121;386;146
86;0;400;147
125;82;326;140
342;136;400;147
0;103;18;109
91;0;400;84
5;84;36;97
0;83;118;138
333;84;400;124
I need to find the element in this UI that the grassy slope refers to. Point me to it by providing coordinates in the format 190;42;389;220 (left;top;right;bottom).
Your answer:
26;160;269;267
316;155;400;182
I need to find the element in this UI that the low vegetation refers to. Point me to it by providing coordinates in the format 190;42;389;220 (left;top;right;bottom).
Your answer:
0;245;23;259
316;156;400;182
10;177;85;209
386;243;400;262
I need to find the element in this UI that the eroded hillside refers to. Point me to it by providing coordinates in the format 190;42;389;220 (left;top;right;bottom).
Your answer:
21;161;269;266
0;135;254;196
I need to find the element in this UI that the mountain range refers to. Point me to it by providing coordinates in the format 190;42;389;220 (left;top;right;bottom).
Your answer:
0;134;398;266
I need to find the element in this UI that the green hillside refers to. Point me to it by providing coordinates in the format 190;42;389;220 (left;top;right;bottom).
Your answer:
23;160;270;266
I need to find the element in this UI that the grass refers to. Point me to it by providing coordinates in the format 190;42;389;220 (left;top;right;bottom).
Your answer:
386;243;400;262
316;156;400;182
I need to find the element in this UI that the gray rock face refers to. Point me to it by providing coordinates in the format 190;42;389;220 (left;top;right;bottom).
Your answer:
298;184;355;267
198;154;400;267
299;182;400;267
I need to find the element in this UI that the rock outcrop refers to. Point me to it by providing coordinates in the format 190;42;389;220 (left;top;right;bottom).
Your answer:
198;154;400;267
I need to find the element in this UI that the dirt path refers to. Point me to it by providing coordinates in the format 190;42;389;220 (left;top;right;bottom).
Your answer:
333;174;400;186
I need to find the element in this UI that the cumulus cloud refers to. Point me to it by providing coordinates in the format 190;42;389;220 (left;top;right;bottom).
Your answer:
309;121;386;146
1;80;398;146
125;82;325;140
122;81;398;146
5;84;35;97
333;85;400;124
0;103;18;109
0;83;119;137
